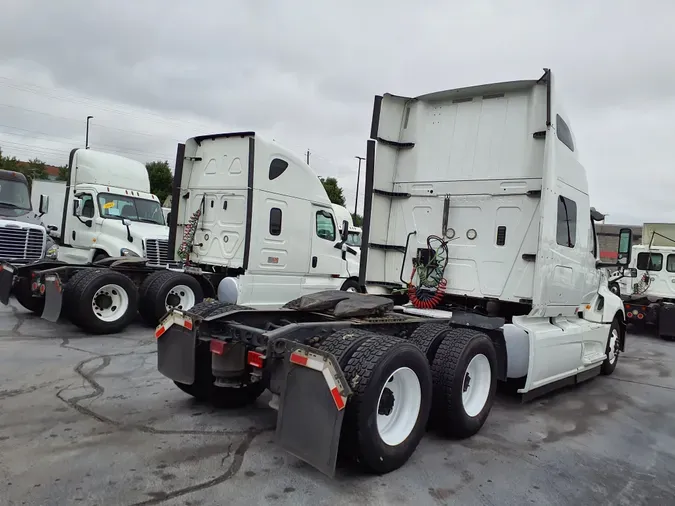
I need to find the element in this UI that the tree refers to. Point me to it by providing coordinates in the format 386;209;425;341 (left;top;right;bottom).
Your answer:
351;213;363;227
319;176;345;206
0;147;19;172
146;160;173;204
57;164;69;181
25;158;47;181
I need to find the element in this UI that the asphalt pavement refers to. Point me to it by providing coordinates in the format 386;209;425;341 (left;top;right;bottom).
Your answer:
1;300;674;505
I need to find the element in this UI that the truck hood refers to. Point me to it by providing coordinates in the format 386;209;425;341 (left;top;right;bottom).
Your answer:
126;221;169;242
0;212;45;229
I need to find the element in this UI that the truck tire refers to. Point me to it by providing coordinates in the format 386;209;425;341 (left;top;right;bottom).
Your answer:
316;328;377;366
138;270;204;326
340;334;432;474
340;279;362;293
430;328;497;439
408;323;451;362
11;277;45;315
601;318;621;375
65;269;138;334
173;300;262;407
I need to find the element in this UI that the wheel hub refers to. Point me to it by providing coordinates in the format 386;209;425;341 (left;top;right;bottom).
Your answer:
378;387;395;416
91;283;129;322
165;285;195;311
94;293;113;310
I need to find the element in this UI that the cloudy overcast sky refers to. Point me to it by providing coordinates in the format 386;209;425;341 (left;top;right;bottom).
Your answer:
0;1;670;224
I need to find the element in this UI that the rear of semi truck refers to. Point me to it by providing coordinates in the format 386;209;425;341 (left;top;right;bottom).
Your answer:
155;70;630;478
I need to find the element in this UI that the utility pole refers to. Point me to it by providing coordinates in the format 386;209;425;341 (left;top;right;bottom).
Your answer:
354;156;365;216
306;149;310;165
85;115;93;149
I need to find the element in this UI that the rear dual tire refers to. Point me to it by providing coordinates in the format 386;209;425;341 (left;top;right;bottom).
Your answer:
318;330;433;474
139;270;204;326
410;324;497;439
64;269;138;334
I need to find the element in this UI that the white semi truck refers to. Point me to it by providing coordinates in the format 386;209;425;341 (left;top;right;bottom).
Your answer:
154;69;632;477
617;222;675;338
0;135;361;333
332;203;362;252
0;169;54;264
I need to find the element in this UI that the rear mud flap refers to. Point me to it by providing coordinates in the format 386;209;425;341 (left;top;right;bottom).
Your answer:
275;345;351;477
157;325;197;384
659;303;675;338
42;274;62;322
0;263;14;305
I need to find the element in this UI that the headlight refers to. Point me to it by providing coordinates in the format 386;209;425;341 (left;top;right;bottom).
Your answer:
120;248;140;257
45;243;59;260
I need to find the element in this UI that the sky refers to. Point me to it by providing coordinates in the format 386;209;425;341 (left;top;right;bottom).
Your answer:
0;1;671;224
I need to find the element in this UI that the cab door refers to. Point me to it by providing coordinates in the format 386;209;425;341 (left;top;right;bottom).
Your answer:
302;206;343;294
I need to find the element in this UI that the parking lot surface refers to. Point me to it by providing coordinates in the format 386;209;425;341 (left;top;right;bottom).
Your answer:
1;300;674;506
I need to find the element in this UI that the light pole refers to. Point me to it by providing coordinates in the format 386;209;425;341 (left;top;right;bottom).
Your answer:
85;116;93;149
354;156;365;216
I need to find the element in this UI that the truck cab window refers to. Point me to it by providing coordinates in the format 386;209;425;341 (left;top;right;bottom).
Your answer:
97;193;164;225
667;254;675;273
556;114;575;152
637;252;662;271
79;194;95;218
316;210;336;241
556;196;577;248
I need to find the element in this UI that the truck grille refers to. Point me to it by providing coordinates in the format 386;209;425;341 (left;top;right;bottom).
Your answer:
145;238;169;266
0;227;44;261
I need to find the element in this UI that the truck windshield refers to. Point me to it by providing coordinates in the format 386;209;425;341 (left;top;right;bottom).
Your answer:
0;178;31;216
97;193;165;225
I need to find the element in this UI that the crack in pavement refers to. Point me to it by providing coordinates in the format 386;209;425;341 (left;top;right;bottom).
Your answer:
57;350;274;504
131;429;264;506
57;353;274;437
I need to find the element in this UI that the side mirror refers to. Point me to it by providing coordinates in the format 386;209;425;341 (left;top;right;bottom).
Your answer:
73;198;83;217
623;267;638;278
38;195;49;215
340;220;349;242
166;212;171;226
617;228;633;266
122;218;131;227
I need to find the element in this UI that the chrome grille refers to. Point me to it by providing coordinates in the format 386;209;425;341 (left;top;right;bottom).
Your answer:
0;226;45;261
145;238;169;266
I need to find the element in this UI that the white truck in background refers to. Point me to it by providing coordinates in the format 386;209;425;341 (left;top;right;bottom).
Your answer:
154;69;632;478
0;134;361;333
331;203;362;253
32;149;169;265
617;222;675;339
0;169;55;264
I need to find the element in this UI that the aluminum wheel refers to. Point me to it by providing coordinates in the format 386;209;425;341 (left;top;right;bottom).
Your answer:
462;354;492;417
376;367;422;446
346;287;358;293
165;284;196;311
91;283;129;322
608;328;620;364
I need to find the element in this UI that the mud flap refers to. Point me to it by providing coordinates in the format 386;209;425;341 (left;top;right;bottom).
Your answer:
275;345;351;477
41;274;63;322
157;321;197;384
0;263;14;305
658;302;675;338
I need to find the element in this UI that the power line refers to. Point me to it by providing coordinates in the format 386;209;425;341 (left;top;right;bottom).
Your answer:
0;123;174;159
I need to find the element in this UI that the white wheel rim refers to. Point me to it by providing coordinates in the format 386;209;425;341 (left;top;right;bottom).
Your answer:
165;284;196;311
462;354;492;418
608;329;619;364
91;283;129;322
376;367;422;446
346;287;357;293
